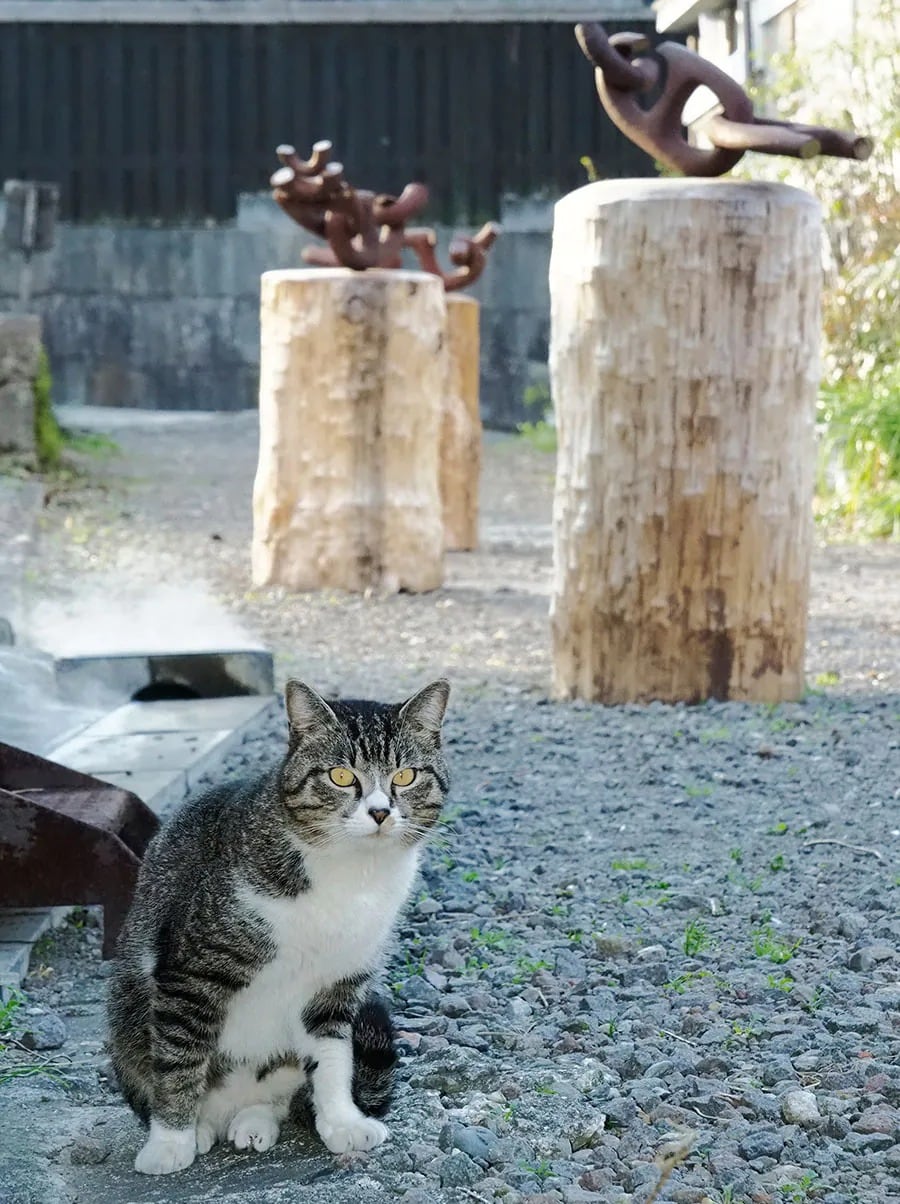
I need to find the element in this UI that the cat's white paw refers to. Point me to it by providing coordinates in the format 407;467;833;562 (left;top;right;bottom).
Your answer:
134;1124;196;1175
195;1121;218;1155
227;1105;280;1153
316;1111;389;1155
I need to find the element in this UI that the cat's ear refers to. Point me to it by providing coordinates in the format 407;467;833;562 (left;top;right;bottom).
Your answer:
399;679;450;737
285;680;337;739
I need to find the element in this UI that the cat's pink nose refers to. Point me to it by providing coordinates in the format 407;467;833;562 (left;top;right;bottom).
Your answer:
369;808;390;826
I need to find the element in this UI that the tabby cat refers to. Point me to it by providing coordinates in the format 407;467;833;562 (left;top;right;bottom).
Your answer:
107;678;450;1175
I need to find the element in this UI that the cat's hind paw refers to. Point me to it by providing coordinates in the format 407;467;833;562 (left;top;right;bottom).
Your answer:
227;1105;280;1153
134;1124;197;1175
316;1112;389;1155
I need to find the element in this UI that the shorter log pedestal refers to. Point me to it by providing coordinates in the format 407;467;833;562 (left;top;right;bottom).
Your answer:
252;269;447;594
549;180;822;704
440;294;482;551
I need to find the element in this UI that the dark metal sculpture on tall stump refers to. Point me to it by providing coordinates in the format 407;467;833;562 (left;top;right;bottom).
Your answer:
549;22;872;705
574;22;873;177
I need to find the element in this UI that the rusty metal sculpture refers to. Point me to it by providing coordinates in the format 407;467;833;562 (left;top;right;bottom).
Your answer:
271;141;500;292
575;22;873;177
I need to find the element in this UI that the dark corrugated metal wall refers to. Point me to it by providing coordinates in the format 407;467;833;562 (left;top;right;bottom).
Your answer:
0;20;655;222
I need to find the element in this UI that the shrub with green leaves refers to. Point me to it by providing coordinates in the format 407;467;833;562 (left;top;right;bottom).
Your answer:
739;0;899;536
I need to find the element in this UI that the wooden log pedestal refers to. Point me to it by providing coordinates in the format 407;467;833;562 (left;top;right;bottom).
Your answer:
440;294;482;551
549;180;822;704
252;268;447;594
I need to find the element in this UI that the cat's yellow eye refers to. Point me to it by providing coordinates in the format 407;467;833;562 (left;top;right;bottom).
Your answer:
329;767;356;788
392;768;416;787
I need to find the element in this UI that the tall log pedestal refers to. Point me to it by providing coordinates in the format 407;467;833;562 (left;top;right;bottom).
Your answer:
549;180;822;704
441;294;482;551
252;269;447;594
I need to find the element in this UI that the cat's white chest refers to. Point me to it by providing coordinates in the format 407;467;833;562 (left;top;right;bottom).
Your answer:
218;844;418;1064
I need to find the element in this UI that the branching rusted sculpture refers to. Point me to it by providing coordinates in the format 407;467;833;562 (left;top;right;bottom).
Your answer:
575;22;873;177
271;141;500;292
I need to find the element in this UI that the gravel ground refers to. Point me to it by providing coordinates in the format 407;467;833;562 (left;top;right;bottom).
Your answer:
3;691;899;1204
1;409;899;1204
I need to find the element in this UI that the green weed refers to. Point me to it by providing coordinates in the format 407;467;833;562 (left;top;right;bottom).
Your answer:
683;919;711;957
470;927;509;950
814;671;841;687
779;1171;818;1202
611;857;649;871
767;973;794;993
699;726;731;744
684;783;713;798
753;924;801;964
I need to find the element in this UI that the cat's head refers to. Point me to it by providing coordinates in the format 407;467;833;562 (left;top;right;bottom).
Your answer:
278;679;450;849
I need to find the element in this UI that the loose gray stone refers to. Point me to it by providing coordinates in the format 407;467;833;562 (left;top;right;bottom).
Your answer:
853;1104;899;1136
438;1149;482;1188
19;1012;67;1051
738;1130;785;1161
781;1090;821;1127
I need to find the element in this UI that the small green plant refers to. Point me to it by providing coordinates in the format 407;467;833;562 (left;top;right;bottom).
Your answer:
580;154;600;182
729;847;744;864
664;969;712;994
767;973;794;993
769;821;790;835
0;991;23;1047
522;1158;554;1182
517;382;556;452
684;783;713;798
534;1083;558;1096
683;919;711;957
514;956;551;979
779;1172;818;1202
769;853;786;872
803;985;825;1013
566;928;584;944
699;725;730;744
461;869;480;883
33;348;64;469
814;670;841;687
753;924;801;964
605;1018;618;1037
470;927;509;950
611;857;649;871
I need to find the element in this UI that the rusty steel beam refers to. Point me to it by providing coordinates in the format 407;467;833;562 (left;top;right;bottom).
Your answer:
0;742;159;958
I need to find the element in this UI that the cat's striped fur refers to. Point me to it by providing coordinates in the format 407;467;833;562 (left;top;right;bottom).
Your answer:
107;679;450;1175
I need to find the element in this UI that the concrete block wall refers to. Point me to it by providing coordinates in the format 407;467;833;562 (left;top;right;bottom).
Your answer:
0;194;554;430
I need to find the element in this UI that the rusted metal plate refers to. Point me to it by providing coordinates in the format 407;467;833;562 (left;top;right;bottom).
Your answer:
0;742;159;958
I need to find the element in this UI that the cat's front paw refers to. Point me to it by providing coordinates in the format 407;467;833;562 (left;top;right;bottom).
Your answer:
316;1111;389;1154
195;1121;218;1155
227;1105;280;1153
134;1125;196;1175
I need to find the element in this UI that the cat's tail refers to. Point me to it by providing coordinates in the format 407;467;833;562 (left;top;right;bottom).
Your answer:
351;995;398;1118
